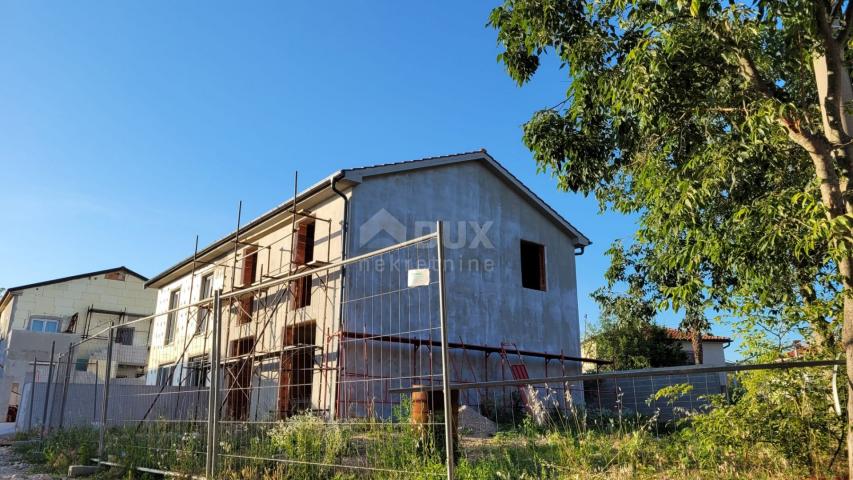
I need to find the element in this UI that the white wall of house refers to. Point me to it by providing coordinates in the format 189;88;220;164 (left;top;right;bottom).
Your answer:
145;190;348;420
675;340;728;366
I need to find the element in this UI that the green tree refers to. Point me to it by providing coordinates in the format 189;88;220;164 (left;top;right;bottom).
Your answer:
587;288;688;371
489;0;853;471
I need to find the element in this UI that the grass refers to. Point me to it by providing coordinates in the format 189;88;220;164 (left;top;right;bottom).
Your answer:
11;385;844;479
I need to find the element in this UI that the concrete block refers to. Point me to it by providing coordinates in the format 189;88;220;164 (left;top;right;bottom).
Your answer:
68;465;101;477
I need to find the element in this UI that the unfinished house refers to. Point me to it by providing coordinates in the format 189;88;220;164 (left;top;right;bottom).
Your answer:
143;151;594;421
0;267;156;422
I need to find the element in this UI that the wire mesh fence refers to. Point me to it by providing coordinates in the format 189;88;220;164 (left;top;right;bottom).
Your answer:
22;220;847;478
30;321;847;479
35;228;457;479
386;359;846;478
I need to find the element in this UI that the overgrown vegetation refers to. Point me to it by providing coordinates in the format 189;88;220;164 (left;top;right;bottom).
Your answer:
14;361;844;479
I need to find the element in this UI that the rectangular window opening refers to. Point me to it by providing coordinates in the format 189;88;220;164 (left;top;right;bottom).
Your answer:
187;355;210;387
520;240;546;291
115;326;134;346
196;273;214;335
241;247;258;287
165;290;180;345
156;364;176;387
290;220;316;309
29;318;60;333
292;221;316;266
237;294;254;324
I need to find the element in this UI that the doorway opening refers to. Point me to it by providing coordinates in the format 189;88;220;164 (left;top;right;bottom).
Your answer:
278;322;316;418
226;336;255;420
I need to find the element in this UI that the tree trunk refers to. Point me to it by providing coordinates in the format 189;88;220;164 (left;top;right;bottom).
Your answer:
691;332;703;365
814;52;853;478
839;256;853;480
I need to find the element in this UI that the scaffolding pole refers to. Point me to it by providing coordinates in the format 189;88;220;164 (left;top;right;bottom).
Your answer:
206;290;222;479
97;323;115;461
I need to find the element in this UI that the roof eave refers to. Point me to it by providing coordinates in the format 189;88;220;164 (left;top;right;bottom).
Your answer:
3;267;147;296
144;171;346;289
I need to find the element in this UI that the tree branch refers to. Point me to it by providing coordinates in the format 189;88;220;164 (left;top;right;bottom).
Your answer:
736;54;787;102
814;1;853;212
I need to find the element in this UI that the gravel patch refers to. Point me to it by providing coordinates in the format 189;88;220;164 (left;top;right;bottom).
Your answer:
0;446;53;480
457;405;497;438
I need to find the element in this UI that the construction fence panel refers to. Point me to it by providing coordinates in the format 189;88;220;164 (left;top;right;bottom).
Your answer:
32;230;452;478
215;232;450;479
100;302;212;476
387;361;843;477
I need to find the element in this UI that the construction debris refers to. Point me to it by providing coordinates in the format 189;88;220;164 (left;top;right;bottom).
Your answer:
457;405;497;438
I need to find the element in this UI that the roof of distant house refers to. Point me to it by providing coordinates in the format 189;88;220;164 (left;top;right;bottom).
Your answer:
145;150;592;288
664;328;731;343
0;266;147;309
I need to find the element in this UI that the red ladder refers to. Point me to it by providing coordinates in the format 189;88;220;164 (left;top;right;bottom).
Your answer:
499;342;529;406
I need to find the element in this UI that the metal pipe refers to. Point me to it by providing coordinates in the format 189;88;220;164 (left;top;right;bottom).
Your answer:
330;173;349;421
389;358;846;394
435;221;455;479
27;355;36;432
58;344;73;429
93;361;99;422
79;232;441;343
340;330;609;364
98;323;115;460
40;341;55;437
206;290;222;478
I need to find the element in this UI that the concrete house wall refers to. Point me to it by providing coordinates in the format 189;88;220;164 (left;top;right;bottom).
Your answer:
0;269;156;420
345;161;584;413
143;152;589;420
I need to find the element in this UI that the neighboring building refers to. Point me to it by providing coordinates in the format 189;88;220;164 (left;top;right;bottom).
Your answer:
0;267;156;421
663;328;731;365
144;150;594;419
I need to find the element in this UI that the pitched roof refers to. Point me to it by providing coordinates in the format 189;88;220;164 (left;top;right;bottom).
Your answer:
145;150;591;288
664;328;731;343
0;267;148;308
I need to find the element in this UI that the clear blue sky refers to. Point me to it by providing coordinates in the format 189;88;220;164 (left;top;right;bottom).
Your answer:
0;1;738;351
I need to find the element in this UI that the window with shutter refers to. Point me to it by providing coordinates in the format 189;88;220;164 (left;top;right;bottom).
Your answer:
241;247;258;286
292;221;315;266
290;220;316;309
291;276;312;309
238;294;253;324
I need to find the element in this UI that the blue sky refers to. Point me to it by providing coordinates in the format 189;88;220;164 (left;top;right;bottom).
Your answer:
0;1;737;351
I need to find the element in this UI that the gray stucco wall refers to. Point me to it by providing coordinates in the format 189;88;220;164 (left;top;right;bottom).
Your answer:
343;160;584;414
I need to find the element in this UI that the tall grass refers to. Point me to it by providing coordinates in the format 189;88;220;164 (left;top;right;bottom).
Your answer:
14;369;845;479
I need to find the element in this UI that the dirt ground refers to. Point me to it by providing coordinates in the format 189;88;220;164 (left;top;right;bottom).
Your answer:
0;446;52;480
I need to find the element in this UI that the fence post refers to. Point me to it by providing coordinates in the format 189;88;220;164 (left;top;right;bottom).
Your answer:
58;344;73;429
206;290;222;479
41;341;56;438
27;355;37;432
435;221;455;479
98;322;115;462
93;361;99;422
